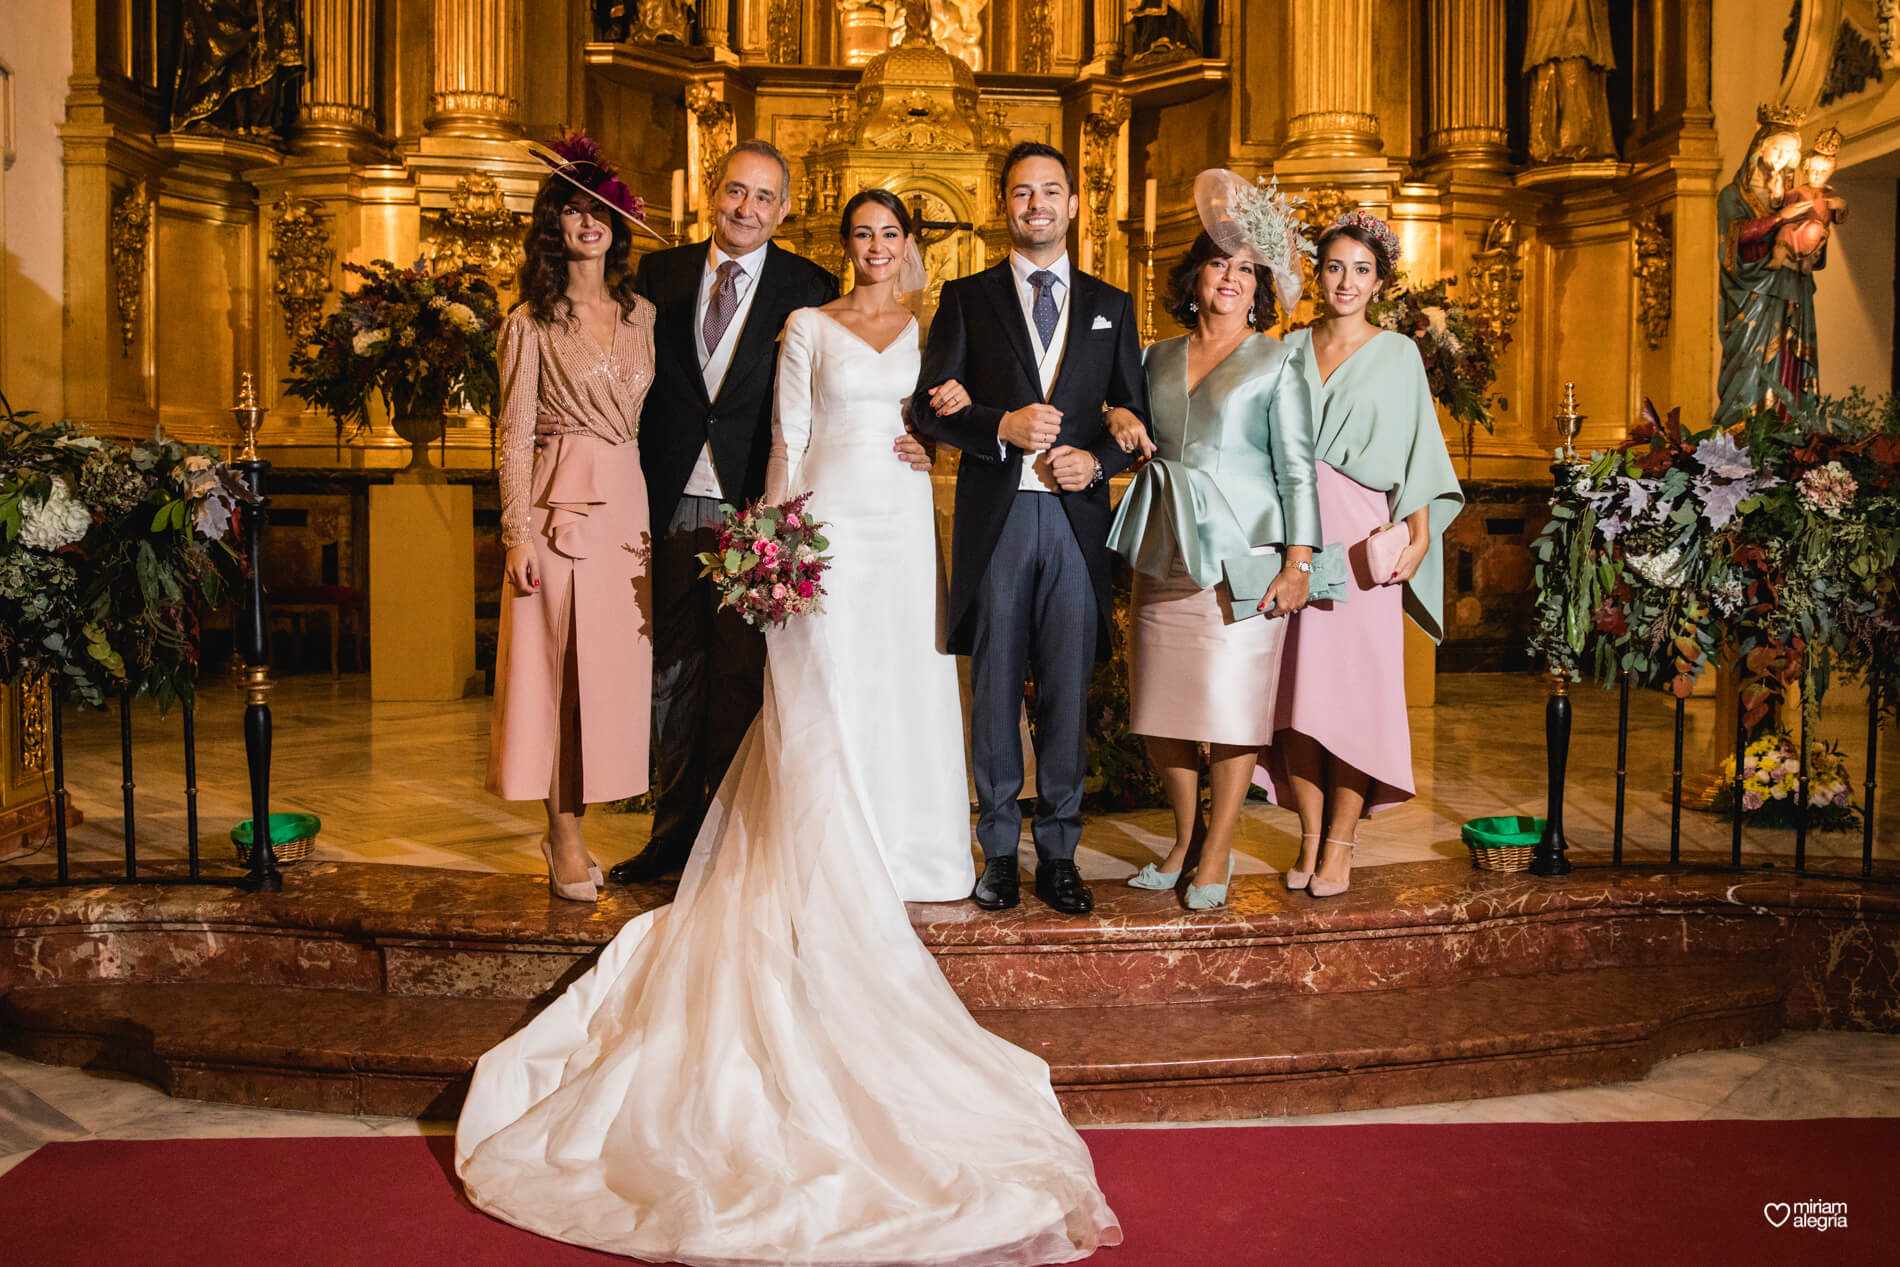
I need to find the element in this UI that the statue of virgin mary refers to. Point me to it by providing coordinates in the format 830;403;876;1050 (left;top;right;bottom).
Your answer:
1715;106;1815;425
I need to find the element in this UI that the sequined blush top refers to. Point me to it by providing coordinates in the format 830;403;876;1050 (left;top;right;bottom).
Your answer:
494;298;657;549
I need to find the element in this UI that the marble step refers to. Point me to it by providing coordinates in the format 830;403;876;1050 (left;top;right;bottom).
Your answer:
0;961;1784;1123
3;859;1868;1013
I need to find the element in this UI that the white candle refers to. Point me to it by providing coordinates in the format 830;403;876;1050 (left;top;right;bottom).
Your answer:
1143;178;1157;237
671;168;686;229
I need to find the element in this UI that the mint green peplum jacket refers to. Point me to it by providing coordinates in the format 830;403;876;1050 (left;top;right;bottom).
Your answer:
1107;332;1337;620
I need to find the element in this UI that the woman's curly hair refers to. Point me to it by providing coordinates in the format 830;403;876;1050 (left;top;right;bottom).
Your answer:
515;177;642;325
1163;232;1274;332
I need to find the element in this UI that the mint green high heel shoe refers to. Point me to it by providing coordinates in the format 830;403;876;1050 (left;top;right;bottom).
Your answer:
1127;861;1183;889
1185;855;1235;910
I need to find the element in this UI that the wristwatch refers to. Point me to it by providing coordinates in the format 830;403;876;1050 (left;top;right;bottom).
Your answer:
1291;559;1313;574
1089;456;1105;487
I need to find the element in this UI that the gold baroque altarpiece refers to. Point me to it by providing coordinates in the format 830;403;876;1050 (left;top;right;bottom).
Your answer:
49;0;1738;480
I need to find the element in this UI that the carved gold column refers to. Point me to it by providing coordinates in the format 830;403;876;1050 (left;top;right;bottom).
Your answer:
427;0;524;139
1080;93;1130;279
1089;0;1120;69
294;0;379;155
1425;0;1509;170
700;0;732;52
1284;0;1382;158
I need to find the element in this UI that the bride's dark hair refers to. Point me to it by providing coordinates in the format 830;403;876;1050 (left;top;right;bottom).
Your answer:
839;189;915;239
515;176;642;325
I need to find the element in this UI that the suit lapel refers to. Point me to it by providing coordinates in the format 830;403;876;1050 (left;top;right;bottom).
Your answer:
659;247;710;408
1051;269;1102;398
711;242;786;409
980;262;1043;393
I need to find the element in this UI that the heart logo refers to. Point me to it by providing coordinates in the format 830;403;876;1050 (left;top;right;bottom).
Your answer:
1763;1203;1792;1227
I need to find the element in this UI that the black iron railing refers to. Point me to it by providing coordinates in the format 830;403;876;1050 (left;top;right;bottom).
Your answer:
1537;659;1888;881
13;456;277;891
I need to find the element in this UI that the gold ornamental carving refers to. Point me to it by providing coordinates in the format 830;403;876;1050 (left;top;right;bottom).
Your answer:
1286;0;1382;157
428;0;524;138
109;180;153;357
1292;184;1357;241
1081;94;1131;277
768;0;802;62
19;672;49;772
1464;214;1523;334
425;173;528;289
1633;209;1673;349
686;82;736;197
269;193;335;349
1024;2;1055;73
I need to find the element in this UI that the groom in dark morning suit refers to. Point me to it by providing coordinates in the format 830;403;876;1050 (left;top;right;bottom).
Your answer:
908;143;1150;915
607;140;838;884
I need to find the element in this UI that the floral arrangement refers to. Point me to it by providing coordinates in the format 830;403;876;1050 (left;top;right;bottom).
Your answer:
694;494;832;632
283;258;503;439
1367;274;1509;464
1530;391;1900;733
1708;730;1858;830
0;412;251;709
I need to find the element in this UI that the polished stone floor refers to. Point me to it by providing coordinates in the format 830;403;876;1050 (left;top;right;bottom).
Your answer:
19;669;1897;881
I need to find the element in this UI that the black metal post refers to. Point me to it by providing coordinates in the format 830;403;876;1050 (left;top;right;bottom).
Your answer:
1732;677;1747;869
118;685;136;880
1866;685;1881;880
1533;676;1573;876
50;687;68;884
234;455;280;893
1670;695;1686;864
183;702;199;881
1795;666;1810;875
1612;674;1630;865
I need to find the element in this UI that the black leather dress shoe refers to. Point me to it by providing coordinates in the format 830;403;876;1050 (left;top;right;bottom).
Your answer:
606;844;688;885
971;857;1021;910
1034;860;1094;915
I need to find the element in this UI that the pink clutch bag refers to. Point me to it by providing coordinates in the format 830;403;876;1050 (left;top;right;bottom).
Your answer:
1363;524;1408;585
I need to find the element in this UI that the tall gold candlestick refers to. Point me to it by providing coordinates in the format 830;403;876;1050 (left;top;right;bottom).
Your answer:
231;372;265;463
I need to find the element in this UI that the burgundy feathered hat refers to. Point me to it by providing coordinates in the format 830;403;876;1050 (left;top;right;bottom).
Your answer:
523;130;665;241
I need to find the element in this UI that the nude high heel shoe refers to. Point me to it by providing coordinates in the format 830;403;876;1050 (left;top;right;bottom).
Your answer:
1307;838;1355;898
540;837;600;903
1284;833;1320;892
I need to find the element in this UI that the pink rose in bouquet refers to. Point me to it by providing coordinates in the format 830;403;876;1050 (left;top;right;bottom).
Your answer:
694;492;833;631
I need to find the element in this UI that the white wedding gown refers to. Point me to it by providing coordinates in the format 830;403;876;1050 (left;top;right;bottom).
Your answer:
455;307;1120;1266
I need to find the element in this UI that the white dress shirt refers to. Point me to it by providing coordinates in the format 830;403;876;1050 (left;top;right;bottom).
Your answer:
1004;250;1071;492
684;240;769;500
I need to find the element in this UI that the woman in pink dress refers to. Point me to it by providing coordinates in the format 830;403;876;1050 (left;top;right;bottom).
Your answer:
1257;211;1463;897
488;135;661;902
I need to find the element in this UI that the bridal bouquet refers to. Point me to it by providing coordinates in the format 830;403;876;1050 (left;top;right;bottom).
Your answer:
696;493;832;631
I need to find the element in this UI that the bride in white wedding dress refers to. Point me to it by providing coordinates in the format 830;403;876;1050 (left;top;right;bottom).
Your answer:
455;191;1120;1266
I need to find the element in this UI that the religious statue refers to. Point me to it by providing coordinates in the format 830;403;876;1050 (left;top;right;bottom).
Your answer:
1121;1;1204;68
1522;0;1616;162
1715;106;1818;424
890;0;988;71
630;0;693;44
170;0;304;138
1769;128;1849;274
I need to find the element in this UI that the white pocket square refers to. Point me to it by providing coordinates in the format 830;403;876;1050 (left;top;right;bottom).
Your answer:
1091;315;1113;331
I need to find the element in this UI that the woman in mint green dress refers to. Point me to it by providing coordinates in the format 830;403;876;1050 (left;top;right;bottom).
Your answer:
1256;212;1463;898
1105;170;1329;910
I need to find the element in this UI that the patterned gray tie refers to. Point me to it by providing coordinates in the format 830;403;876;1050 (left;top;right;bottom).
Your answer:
1028;269;1059;351
701;260;742;362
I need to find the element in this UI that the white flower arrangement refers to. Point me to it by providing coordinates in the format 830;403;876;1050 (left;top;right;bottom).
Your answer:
18;477;92;551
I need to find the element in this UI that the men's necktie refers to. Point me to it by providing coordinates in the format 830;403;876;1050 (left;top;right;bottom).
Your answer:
1028;269;1059;351
701;260;742;361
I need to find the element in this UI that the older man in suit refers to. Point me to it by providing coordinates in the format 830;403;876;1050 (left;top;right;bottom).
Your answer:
908;142;1151;915
607;139;839;884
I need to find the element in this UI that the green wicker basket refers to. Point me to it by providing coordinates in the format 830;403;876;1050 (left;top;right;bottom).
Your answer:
1460;815;1545;873
231;812;323;866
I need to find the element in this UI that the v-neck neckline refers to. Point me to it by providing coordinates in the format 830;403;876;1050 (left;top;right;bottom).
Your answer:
1308;327;1380;388
1184;331;1256;399
815;308;917;357
579;312;620;363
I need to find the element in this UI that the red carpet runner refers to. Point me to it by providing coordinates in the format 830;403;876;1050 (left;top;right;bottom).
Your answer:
2;1119;1891;1265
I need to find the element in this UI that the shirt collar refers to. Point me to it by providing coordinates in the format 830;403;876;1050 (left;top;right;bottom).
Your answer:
1009;250;1070;291
708;239;770;280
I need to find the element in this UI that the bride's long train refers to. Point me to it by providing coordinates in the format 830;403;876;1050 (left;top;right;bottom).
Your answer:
455;614;1120;1265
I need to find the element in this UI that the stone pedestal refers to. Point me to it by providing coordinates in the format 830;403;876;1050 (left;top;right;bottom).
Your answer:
369;479;477;701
